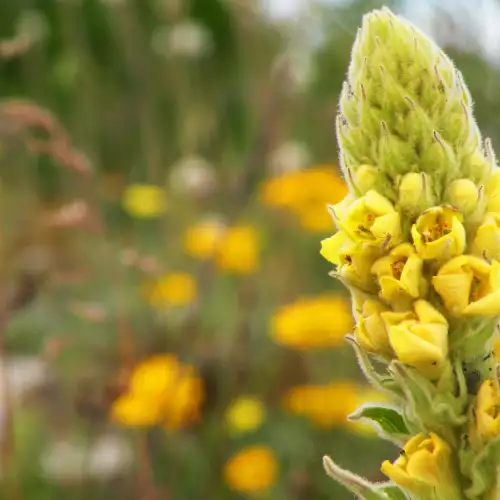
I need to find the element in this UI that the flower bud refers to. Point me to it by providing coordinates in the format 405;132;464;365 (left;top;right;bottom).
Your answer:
444;178;481;216
351;291;391;356
351;164;378;193
397;172;435;215
472;213;500;261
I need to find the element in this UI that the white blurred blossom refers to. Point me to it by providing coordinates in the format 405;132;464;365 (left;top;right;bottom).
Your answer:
168;155;217;197
268;141;311;175
3;356;54;404
41;434;134;482
151;21;213;59
87;434;134;479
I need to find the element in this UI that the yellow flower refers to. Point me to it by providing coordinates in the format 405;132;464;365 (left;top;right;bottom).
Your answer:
385;300;449;379
122;184;167;218
432;255;500;316
259;166;348;232
143;273;197;308
486;169;500;212
351;291;391;355
371;243;426;306
381;433;459;497
225;397;265;435
271;295;354;350
334;190;402;247
411;205;466;260
111;355;204;429
472;213;500;261
183;218;226;260
224;446;278;494
283;381;358;428
475;380;500;439
216;225;260;274
111;392;164;427
321;231;379;291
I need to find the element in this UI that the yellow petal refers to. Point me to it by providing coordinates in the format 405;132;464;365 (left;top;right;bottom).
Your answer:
320;232;345;265
371;212;401;242
389;324;446;378
464;289;500;316
400;255;423;298
381;461;420;492
432;272;473;315
363;190;395;215
379;276;408;302
405;449;440;486
413;300;447;325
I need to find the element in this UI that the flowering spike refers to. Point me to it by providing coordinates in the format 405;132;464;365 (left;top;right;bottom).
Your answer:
320;6;500;500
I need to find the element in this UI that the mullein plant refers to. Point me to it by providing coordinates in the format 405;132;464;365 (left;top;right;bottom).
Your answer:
320;7;500;500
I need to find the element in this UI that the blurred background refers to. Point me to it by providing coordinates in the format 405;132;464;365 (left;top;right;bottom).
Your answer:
0;0;499;498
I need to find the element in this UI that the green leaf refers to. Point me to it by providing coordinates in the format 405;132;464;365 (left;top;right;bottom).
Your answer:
322;455;390;500
348;404;410;445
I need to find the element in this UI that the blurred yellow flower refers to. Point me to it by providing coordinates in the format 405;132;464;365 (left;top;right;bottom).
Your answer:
183;218;226;260
224;446;278;494
225;397;265;435
283;381;358;428
111;355;204;430
216;225;260;274
259;166;348;232
122;184;167;218
271;295;354;350
144;273;197;308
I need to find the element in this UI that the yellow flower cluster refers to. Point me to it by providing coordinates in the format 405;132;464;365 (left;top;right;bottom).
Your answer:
183;220;260;274
270;295;354;350
321;179;500;380
259;165;348;232
111;354;204;430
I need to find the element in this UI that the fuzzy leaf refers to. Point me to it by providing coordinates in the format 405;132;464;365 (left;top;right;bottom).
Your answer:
345;335;402;398
349;404;410;445
323;456;391;500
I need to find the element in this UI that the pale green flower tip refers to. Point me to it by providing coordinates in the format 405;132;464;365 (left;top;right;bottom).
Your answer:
396;172;436;215
338;7;488;186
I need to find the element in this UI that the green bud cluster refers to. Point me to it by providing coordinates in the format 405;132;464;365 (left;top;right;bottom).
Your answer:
339;7;492;211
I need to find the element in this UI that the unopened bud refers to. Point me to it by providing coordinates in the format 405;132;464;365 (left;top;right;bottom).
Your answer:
397;172;435;214
444;179;481;216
